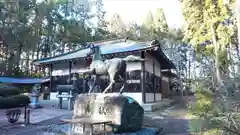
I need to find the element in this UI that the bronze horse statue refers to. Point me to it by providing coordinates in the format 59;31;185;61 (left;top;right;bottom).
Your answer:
84;44;145;94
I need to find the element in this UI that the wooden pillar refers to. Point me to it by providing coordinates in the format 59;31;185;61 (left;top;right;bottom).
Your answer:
49;64;53;94
168;69;171;97
58;62;63;109
140;51;146;103
68;62;72;84
160;66;163;101
72;61;77;91
83;79;87;93
58;90;63;109
153;59;156;102
68;61;73;110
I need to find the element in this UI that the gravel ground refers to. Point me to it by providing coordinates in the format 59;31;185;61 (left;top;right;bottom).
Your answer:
144;101;191;135
1;97;193;135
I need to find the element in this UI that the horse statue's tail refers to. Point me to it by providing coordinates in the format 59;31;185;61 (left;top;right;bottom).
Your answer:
122;55;145;62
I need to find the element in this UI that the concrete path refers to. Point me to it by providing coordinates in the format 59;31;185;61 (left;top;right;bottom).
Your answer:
0;101;72;126
1;97;193;135
144;101;191;135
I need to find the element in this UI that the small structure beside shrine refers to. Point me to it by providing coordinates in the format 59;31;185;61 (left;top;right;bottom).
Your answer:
33;39;175;109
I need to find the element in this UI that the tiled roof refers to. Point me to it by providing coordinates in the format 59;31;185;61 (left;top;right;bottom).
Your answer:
33;39;175;69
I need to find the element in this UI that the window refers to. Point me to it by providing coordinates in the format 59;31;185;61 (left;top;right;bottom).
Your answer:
127;70;141;80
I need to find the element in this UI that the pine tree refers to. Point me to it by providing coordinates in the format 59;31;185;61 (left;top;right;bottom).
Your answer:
154;8;168;33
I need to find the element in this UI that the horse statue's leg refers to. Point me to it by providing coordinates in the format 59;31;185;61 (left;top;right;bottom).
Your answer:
119;74;126;94
102;73;116;93
88;78;96;94
102;80;115;93
119;82;126;94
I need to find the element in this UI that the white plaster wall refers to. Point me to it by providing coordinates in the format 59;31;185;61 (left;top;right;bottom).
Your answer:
72;59;87;73
155;93;162;101
52;62;68;70
74;59;88;68
145;53;153;74
52;69;70;76
145;93;154;103
52;59;142;76
52;63;70;76
52;59;90;76
144;52;161;77
155;60;161;77
162;76;169;82
126;62;141;71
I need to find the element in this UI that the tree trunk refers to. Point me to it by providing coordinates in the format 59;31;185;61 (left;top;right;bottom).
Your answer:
16;41;23;70
31;51;35;74
211;24;222;86
236;0;240;56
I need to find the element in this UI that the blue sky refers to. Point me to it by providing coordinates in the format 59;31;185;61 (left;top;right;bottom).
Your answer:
103;0;184;28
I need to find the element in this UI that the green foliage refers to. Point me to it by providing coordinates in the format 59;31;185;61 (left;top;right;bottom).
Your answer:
12;67;26;77
31;72;43;78
0;84;21;97
181;0;235;74
188;80;238;133
154;8;169;33
0;95;30;109
0;0;113;75
108;14;127;38
189;85;213;118
188;118;206;133
0;83;30;109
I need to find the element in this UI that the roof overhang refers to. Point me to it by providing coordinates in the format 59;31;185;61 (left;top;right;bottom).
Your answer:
161;70;178;78
0;77;50;84
33;39;175;69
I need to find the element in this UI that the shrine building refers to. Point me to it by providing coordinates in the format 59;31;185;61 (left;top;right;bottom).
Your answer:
33;39;176;104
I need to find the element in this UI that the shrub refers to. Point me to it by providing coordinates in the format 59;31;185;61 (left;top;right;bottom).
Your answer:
188;81;230;133
0;84;30;109
0;84;21;97
0;95;30;109
0;96;7;109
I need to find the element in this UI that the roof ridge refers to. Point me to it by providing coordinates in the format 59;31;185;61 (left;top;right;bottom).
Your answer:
88;38;147;46
32;47;84;64
88;38;126;46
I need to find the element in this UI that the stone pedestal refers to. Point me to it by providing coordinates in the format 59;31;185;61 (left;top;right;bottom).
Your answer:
74;93;144;133
56;90;74;110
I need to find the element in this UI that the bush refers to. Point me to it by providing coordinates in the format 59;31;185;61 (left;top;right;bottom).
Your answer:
188;81;229;133
0;88;21;97
0;96;7;109
0;95;30;109
0;84;21;97
0;84;30;109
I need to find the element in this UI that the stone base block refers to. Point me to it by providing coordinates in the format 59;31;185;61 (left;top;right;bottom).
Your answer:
73;93;144;133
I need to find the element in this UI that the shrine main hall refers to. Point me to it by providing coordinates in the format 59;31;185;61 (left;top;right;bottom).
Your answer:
33;39;176;106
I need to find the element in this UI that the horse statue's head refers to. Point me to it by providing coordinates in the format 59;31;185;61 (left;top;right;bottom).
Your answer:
87;44;102;60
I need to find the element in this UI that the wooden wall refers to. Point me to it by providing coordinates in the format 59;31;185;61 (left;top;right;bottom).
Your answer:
51;52;143;76
144;52;161;77
161;75;170;98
